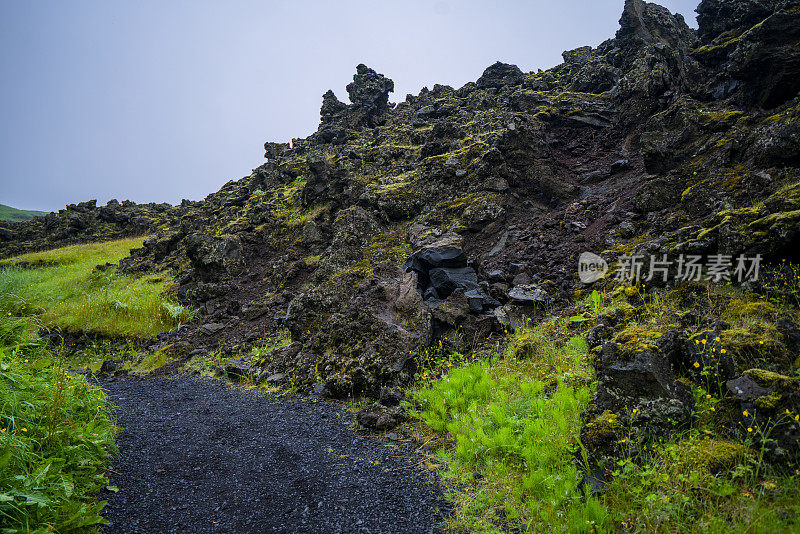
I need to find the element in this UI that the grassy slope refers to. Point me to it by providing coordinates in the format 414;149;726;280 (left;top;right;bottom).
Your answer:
0;238;191;338
411;280;800;533
0;204;47;222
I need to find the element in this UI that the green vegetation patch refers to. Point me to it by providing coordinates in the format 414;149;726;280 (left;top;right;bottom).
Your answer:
0;238;192;338
0;316;118;532
410;322;607;533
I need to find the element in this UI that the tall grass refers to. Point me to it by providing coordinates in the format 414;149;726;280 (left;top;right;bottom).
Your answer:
411;323;608;533
0;238;191;338
0;316;117;532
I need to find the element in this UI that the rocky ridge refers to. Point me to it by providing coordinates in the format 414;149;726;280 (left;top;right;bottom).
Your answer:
0;199;189;258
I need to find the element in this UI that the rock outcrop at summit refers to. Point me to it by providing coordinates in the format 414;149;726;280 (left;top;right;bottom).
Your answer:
317;64;395;139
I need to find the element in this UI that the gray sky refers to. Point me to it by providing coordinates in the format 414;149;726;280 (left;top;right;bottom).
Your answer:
0;0;699;212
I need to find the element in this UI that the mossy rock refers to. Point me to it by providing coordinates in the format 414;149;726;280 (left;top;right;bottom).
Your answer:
727;368;800;461
597;300;639;326
614;326;661;354
580;410;621;464
753;391;783;410
669;281;710;308
690;28;742;63
507;329;545;360
670;438;751;475
764;181;800;213
749;210;800;230
723;296;777;321
720;323;792;371
744;368;799;391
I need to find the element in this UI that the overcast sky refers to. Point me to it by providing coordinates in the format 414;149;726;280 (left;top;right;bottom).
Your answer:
0;0;699;212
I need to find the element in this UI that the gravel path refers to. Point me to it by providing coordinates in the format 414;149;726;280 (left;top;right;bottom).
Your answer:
100;377;446;533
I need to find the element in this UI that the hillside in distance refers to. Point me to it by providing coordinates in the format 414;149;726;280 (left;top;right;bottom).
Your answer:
0;203;47;222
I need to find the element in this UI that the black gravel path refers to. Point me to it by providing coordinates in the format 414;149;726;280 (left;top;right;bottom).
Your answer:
100;377;446;533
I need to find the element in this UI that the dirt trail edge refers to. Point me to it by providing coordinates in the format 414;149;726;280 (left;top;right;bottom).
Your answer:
99;377;447;534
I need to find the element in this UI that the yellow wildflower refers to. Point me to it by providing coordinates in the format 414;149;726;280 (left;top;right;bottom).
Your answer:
743;410;749;417
693;362;700;368
747;427;753;433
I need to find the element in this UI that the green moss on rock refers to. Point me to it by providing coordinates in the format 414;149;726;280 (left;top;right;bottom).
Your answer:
671;438;751;474
754;391;783;410
581;410;621;450
614;326;661;353
749;210;800;230
720;324;792;371
723;297;777;321
744;368;798;390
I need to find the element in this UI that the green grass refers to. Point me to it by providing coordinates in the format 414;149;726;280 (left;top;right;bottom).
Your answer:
410;323;607;533
0;316;118;533
0;238;192;338
0;204;47;223
601;430;800;533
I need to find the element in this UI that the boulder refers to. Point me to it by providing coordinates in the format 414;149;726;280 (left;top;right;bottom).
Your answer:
582;340;694;467
379;386;405;406
508;284;550;305
476;62;525;89
185;233;244;282
225;358;252;381
99;360;118;375
404;247;467;272
429;267;479;299
403;239;497;310
285;262;432;396
198;322;226;335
